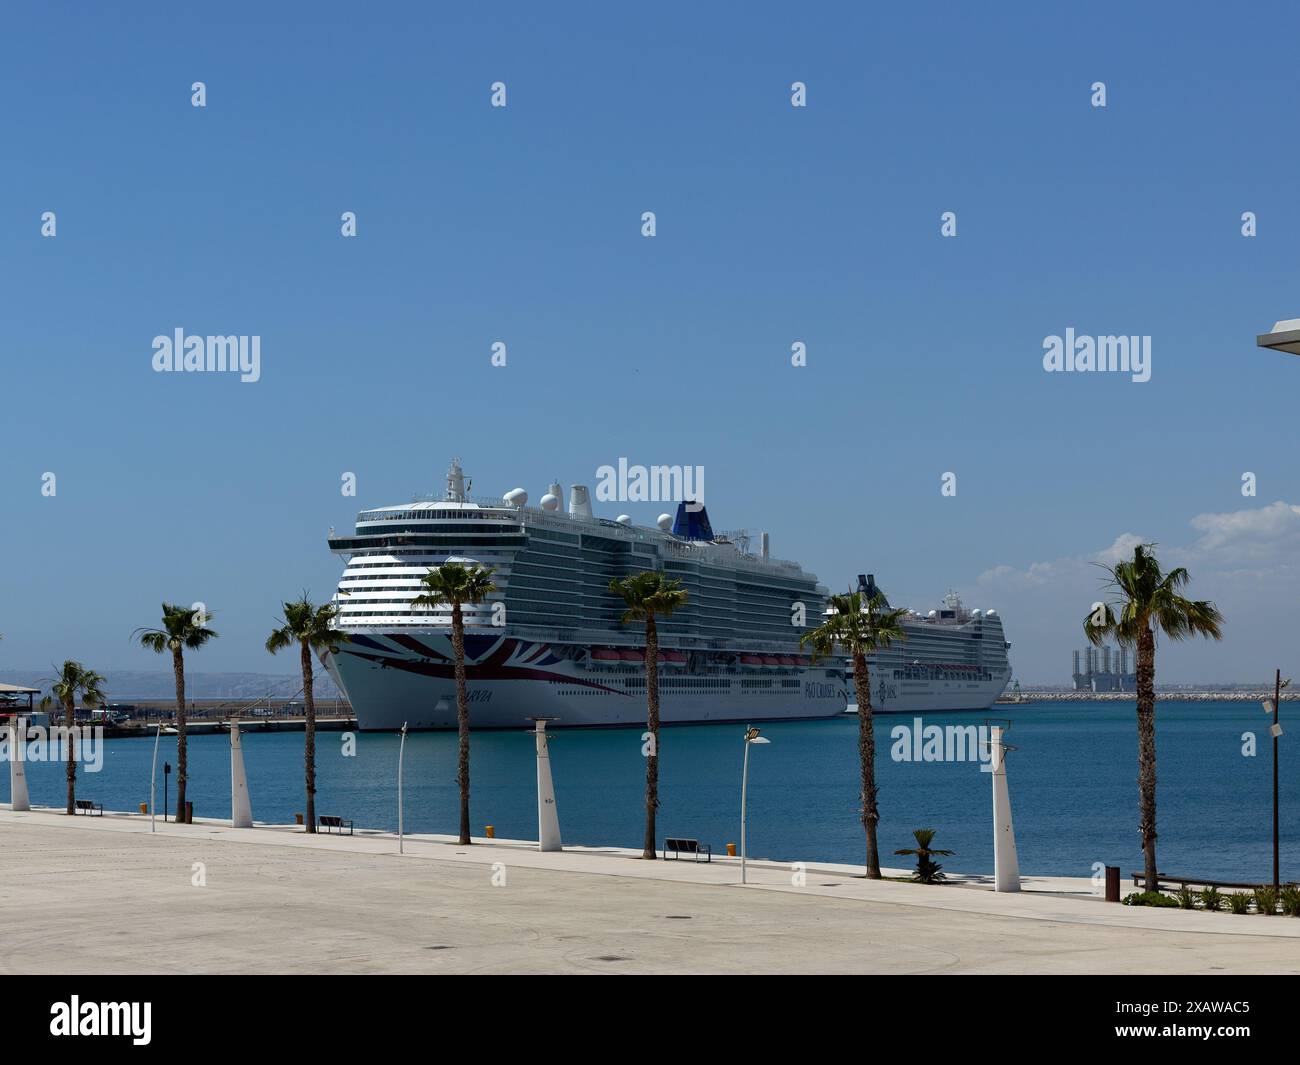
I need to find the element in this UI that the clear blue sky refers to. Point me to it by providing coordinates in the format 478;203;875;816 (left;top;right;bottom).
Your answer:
3;1;1300;683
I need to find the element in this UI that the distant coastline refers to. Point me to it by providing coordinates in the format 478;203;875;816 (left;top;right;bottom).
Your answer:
997;690;1298;703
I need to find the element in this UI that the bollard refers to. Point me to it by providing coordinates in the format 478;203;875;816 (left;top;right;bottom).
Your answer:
726;842;737;857
294;812;304;826
485;825;495;838
184;801;193;824
139;802;148;815
1105;865;1121;902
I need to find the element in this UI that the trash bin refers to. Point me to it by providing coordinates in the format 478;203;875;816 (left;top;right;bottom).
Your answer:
726;843;737;857
485;825;495;838
1105;865;1121;902
138;802;148;815
294;812;304;826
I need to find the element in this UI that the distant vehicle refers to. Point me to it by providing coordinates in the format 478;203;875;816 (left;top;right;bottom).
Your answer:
251;708;274;717
88;707;130;726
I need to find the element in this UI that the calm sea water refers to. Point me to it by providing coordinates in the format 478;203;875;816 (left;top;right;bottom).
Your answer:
3;701;1294;881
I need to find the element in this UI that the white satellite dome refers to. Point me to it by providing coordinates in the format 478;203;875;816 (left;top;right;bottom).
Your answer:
503;488;528;507
986;609;997;617
656;513;673;531
540;493;559;511
971;609;982;618
616;514;632;526
927;610;937;618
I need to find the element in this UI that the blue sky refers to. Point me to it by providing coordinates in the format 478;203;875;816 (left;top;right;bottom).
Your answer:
3;1;1300;683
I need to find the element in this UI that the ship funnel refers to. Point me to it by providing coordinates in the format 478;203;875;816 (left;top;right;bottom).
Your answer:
446;458;466;502
568;485;593;518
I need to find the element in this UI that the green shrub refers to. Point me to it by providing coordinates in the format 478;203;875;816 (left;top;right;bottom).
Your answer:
1280;884;1300;917
1227;892;1253;915
1255;884;1279;915
1123;890;1179;908
1199;886;1223;912
1174;885;1197;909
894;828;954;884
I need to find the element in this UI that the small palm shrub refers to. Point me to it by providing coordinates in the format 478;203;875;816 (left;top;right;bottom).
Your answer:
1123;890;1178;907
1174;886;1196;909
1255;884;1279;915
1227;892;1253;915
1279;884;1300;917
894;828;954;884
1199;886;1223;912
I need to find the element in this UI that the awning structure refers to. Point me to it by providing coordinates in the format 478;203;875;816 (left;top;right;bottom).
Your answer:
0;683;40;714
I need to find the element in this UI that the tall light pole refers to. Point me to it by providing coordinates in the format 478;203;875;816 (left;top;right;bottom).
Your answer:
397;721;408;854
1262;674;1285;896
740;726;771;884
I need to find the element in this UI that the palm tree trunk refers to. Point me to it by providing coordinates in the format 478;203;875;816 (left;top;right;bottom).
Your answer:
64;696;76;815
642;614;660;860
452;601;471;845
301;639;317;833
852;651;881;878
1136;627;1158;889
173;646;188;823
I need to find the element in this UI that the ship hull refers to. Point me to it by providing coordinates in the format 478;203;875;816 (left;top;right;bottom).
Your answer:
326;631;848;731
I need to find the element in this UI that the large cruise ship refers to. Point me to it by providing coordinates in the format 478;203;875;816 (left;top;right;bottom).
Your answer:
843;575;1012;713
323;460;846;730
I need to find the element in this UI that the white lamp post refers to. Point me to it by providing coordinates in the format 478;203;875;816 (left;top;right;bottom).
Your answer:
741;726;771;884
149;722;161;832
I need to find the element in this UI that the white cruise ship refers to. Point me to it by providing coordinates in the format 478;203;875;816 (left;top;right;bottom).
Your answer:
842;575;1012;714
323;460;846;730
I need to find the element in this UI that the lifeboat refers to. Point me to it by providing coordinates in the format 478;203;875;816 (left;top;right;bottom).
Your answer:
761;656;782;668
590;648;620;662
660;650;687;668
619;649;643;662
740;654;764;668
778;656;797;667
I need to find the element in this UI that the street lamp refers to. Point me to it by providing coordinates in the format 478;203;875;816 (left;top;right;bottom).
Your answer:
740;726;771;884
1256;319;1300;356
1261;671;1287;897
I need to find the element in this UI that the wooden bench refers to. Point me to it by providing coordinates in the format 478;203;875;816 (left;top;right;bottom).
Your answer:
318;815;353;835
74;800;102;816
1131;871;1266;892
663;837;711;862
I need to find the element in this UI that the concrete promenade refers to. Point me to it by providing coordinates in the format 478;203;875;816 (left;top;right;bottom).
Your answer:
2;806;1297;974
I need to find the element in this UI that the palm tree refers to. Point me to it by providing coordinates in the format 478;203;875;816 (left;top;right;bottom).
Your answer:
134;603;218;821
894;827;955;883
266;596;342;833
802;588;908;878
609;570;689;860
410;561;498;845
1084;542;1223;891
51;661;106;814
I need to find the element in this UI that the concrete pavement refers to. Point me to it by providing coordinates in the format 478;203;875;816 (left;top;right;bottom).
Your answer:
2;806;1297;974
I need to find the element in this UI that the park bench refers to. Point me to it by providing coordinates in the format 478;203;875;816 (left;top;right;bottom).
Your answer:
1131;872;1268;892
318;815;353;835
74;800;102;816
663;837;711;862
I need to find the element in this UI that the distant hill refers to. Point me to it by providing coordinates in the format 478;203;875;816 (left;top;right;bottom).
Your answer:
0;669;342;701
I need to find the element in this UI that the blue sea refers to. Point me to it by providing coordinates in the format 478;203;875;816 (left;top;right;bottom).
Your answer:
3;701;1294;882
